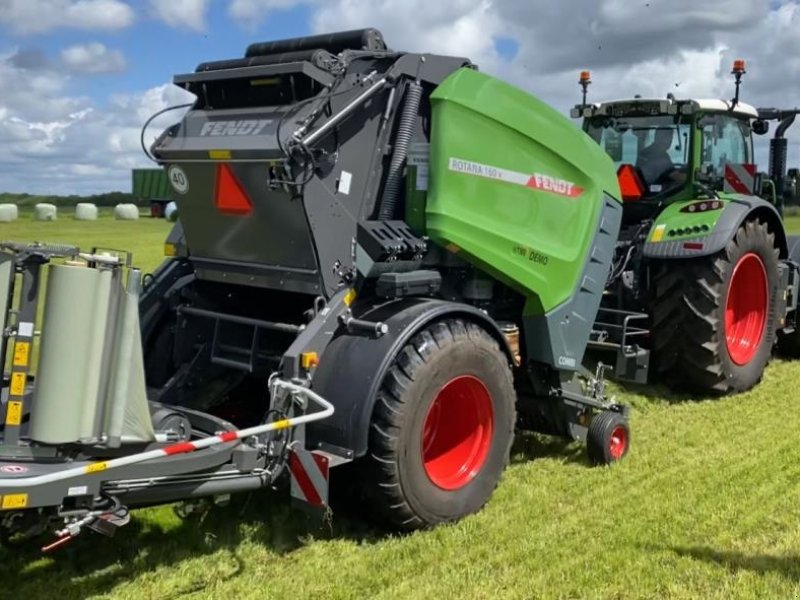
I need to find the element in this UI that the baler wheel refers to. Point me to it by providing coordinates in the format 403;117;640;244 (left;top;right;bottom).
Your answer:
586;411;630;465
651;218;779;394
363;319;515;530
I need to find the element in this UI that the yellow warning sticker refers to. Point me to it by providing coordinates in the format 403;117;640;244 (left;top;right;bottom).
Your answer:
85;462;108;474
5;401;22;426
651;224;667;242
1;494;28;510
343;288;357;307
12;342;30;367
9;372;25;397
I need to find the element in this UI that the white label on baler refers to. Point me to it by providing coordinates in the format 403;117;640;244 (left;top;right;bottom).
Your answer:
68;486;88;496
168;165;189;195
18;322;34;338
409;143;429;191
448;157;583;198
338;171;352;195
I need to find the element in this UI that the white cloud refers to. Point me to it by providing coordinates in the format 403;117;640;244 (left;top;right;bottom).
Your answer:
0;0;135;34
312;0;503;71
61;42;127;74
228;0;316;29
0;47;194;194
148;0;210;32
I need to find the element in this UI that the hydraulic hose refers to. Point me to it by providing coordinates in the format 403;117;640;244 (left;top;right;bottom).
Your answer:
378;80;423;220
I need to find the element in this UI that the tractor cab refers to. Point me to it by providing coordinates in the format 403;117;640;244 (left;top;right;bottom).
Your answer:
570;61;798;224
579;98;757;223
580;98;756;196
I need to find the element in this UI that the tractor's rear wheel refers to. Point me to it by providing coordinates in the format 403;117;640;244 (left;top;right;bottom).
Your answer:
651;218;779;394
363;319;515;530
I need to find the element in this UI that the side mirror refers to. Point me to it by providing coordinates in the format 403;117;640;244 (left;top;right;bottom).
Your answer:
753;120;770;135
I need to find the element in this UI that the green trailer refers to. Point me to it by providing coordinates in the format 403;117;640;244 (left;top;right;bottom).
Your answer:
132;168;172;217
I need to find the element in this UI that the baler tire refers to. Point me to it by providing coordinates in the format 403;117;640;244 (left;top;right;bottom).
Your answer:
586;411;630;465
363;319;515;530
651;218;779;394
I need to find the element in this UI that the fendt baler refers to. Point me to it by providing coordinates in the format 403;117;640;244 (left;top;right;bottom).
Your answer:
0;29;633;549
574;62;800;395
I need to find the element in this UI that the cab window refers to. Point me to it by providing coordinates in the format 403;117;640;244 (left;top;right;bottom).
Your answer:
698;114;751;177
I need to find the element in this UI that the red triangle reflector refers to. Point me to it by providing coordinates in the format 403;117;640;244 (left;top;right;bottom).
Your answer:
215;163;252;215
617;164;645;202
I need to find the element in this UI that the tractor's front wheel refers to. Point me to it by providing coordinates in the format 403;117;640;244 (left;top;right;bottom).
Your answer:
363;319;515;530
652;219;779;394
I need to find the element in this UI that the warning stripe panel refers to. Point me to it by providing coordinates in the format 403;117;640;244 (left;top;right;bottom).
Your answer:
289;449;329;508
724;163;756;194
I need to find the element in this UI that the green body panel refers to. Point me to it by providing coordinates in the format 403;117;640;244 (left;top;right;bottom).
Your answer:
132;168;171;200
645;191;766;244
645;197;728;243
427;69;621;313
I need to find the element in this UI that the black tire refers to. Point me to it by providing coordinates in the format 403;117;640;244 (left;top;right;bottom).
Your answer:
586;411;630;465
651;218;779;394
363;319;515;530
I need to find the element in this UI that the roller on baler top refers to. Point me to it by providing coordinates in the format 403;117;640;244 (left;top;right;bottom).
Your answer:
0;29;634;550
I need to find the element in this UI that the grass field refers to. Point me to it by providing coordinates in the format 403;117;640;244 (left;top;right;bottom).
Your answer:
2;213;800;599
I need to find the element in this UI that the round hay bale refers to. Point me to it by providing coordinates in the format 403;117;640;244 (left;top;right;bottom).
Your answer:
165;201;178;222
34;203;57;221
74;203;98;221
113;204;140;220
0;204;19;222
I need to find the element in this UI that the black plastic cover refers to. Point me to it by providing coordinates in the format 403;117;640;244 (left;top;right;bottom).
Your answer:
196;49;337;73
245;28;386;58
376;270;442;298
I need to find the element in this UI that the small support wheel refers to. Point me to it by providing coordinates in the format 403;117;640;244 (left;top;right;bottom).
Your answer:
587;411;630;465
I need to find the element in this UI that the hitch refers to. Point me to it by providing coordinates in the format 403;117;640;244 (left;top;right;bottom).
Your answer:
42;503;130;553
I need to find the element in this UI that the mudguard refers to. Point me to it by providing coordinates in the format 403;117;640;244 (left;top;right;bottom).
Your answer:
307;298;512;458
643;195;787;259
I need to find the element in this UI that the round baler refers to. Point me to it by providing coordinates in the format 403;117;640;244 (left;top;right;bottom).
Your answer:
0;29;633;547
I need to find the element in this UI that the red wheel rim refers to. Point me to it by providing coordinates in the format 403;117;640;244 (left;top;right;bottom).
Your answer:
421;375;494;491
725;252;768;366
608;425;628;460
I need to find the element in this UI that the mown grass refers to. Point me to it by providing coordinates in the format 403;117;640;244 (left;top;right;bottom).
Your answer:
1;214;800;599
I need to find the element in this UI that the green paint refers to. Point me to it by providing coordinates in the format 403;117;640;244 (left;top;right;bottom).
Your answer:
647;198;725;242
426;68;620;313
132;169;171;200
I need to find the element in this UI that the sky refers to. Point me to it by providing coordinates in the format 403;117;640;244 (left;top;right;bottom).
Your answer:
0;0;798;195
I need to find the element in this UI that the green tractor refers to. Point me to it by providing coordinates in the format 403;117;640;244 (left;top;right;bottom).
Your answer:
574;62;800;394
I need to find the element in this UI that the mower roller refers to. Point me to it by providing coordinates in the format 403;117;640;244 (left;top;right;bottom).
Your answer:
0;29;634;548
574;62;800;394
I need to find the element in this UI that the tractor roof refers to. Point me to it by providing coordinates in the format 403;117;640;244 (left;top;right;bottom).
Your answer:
572;98;759;119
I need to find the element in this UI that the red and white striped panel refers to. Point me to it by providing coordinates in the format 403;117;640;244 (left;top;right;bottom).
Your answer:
289;448;329;508
723;163;756;194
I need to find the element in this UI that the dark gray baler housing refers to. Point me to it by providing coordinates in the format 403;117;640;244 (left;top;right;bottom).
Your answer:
155;29;470;298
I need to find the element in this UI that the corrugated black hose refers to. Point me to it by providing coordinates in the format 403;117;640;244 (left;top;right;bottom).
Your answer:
378;80;423;220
